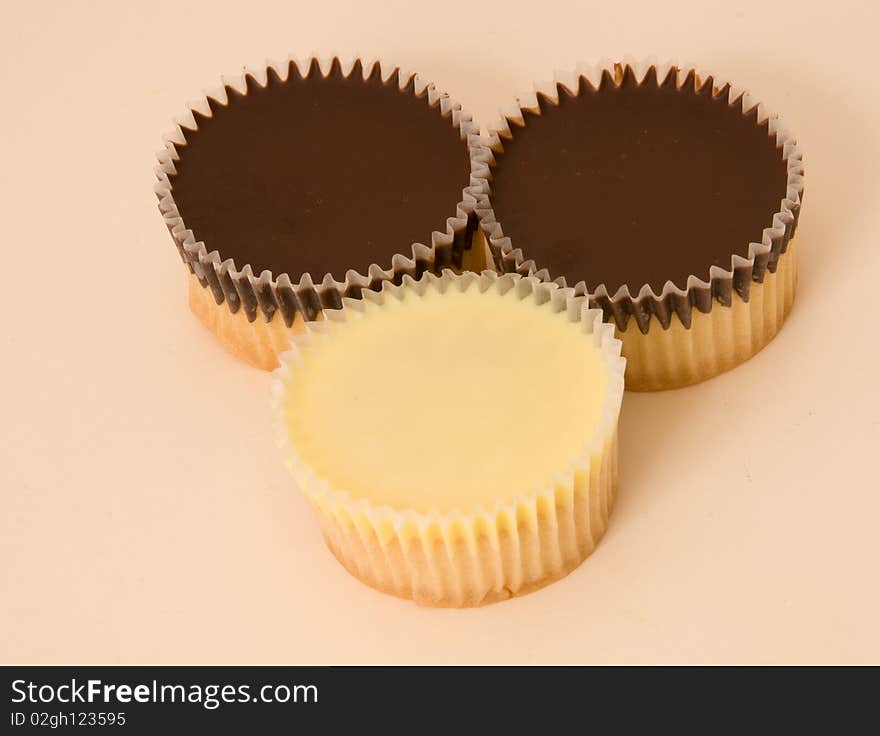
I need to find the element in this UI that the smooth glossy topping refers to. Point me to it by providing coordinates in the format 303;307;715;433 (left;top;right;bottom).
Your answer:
281;284;609;513
169;60;470;281
489;66;789;294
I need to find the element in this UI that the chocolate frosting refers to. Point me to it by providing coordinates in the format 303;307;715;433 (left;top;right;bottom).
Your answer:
478;65;803;332
159;58;475;323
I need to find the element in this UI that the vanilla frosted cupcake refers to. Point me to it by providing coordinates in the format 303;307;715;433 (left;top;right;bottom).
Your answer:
156;56;479;370
473;61;804;391
272;270;625;606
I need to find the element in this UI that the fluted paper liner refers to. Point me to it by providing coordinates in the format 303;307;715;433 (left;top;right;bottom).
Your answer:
621;242;797;389
271;270;625;607
155;55;483;369
470;59;804;389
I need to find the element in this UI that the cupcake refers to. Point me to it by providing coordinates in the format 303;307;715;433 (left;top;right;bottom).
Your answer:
155;56;480;370
272;270;625;607
472;60;804;391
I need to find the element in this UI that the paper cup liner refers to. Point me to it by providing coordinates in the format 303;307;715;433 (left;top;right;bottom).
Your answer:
470;58;805;390
271;270;625;607
155;55;482;370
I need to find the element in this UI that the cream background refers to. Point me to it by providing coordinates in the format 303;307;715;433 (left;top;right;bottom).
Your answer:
1;0;878;664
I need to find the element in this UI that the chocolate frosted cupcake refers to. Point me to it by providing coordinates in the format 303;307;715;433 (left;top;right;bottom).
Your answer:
156;57;479;370
473;61;804;391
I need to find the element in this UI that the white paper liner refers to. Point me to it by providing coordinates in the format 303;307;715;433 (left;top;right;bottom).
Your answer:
271;269;626;606
469;58;805;335
155;55;484;327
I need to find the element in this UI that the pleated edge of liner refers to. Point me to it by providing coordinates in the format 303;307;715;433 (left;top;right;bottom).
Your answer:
154;54;484;326
468;56;805;334
269;268;626;535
